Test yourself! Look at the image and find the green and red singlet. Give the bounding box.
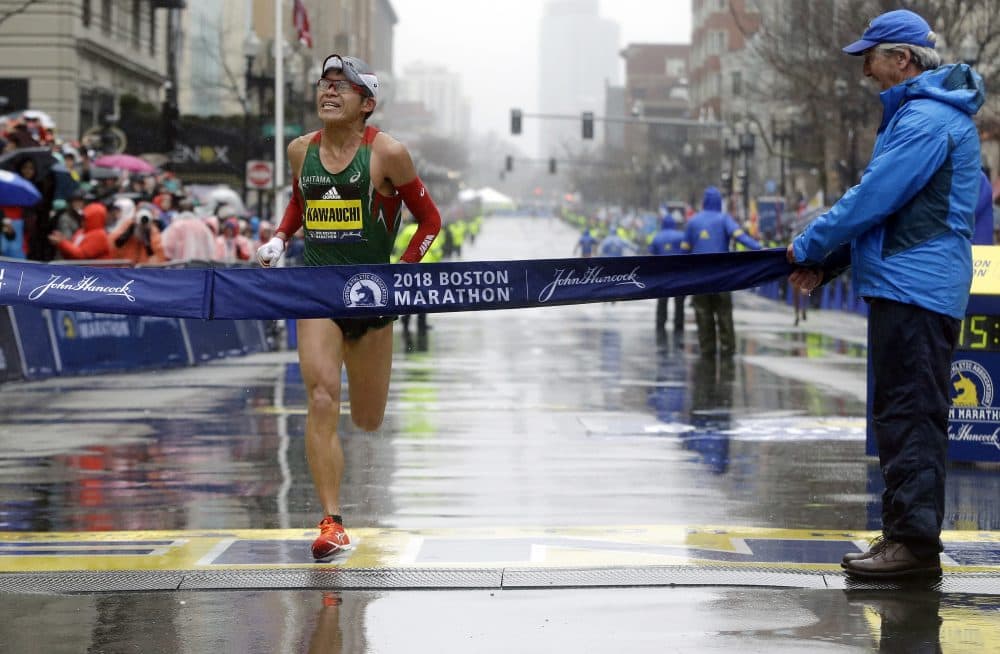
[298,126,402,266]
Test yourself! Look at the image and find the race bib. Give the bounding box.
[304,183,364,243]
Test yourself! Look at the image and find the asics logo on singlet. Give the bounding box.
[322,186,342,200]
[349,171,361,183]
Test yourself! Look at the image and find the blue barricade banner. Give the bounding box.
[183,319,249,362]
[0,251,794,320]
[51,312,190,374]
[232,319,268,353]
[8,305,58,378]
[0,306,23,382]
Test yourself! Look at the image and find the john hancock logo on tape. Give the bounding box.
[538,265,645,303]
[29,274,137,302]
[344,273,388,309]
[949,359,1000,451]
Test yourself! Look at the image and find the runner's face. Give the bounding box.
[316,71,371,122]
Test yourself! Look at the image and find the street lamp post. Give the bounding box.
[771,114,792,199]
[834,78,860,194]
[287,52,305,135]
[722,127,740,206]
[243,29,262,207]
[739,123,755,222]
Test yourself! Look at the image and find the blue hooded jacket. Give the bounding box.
[973,170,994,245]
[682,186,760,254]
[792,63,985,319]
[649,214,685,255]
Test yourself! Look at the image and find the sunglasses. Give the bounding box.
[316,78,365,95]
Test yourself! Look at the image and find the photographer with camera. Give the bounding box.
[47,201,111,261]
[108,197,164,264]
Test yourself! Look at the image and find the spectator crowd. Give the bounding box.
[0,110,277,268]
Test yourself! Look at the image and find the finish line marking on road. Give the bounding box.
[0,526,997,574]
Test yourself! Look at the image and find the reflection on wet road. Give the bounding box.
[3,586,998,654]
[1,217,997,538]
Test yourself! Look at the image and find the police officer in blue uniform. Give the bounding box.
[649,211,686,333]
[682,186,761,356]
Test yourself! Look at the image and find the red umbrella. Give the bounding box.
[93,153,157,174]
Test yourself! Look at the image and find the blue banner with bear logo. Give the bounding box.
[0,251,793,320]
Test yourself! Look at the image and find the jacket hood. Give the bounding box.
[880,63,984,129]
[702,186,723,212]
[661,214,680,230]
[82,202,107,231]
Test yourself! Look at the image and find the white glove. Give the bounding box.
[256,236,286,267]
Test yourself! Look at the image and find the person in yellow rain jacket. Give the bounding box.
[446,219,466,258]
[393,217,443,335]
[467,215,483,243]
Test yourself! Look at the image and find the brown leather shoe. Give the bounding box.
[842,541,941,579]
[842,535,887,564]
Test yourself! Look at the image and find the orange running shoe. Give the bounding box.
[312,516,351,560]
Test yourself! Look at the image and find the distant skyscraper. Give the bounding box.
[538,0,620,158]
[397,63,471,139]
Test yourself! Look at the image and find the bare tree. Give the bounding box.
[737,0,1000,198]
[186,22,250,114]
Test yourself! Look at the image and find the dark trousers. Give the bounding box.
[655,295,685,332]
[401,312,428,332]
[869,298,959,559]
[692,293,734,356]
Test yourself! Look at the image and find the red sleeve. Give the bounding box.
[277,176,304,238]
[395,177,441,263]
[58,232,110,260]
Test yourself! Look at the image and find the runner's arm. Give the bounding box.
[379,138,441,263]
[275,136,311,242]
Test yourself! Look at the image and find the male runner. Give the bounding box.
[256,54,440,560]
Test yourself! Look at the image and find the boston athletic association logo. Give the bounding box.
[949,359,1000,452]
[343,273,389,309]
[951,359,994,408]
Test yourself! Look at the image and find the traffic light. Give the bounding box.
[505,155,513,172]
[511,108,522,135]
[549,158,557,174]
[582,111,594,139]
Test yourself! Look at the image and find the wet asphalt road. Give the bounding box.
[0,215,997,652]
[5,587,997,654]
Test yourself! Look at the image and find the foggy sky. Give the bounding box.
[391,0,692,152]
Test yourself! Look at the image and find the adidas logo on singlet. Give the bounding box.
[322,186,342,200]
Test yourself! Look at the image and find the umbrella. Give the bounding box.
[0,169,42,206]
[93,153,156,174]
[186,184,247,217]
[0,146,59,177]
